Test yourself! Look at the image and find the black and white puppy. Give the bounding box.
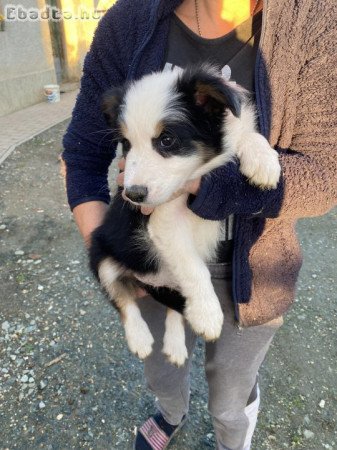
[89,65,281,366]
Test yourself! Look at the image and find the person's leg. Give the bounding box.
[138,295,198,426]
[205,265,283,450]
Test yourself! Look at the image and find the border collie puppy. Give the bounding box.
[89,65,281,366]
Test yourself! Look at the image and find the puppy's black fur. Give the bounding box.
[90,190,159,276]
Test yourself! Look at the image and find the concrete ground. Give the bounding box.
[0,89,78,165]
[0,121,336,450]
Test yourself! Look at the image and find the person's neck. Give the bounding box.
[175,0,262,39]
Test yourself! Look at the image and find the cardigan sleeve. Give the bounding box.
[62,2,132,210]
[188,10,337,221]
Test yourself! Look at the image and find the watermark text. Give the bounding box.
[4,4,106,21]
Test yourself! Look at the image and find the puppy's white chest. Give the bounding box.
[134,196,221,288]
[148,195,221,262]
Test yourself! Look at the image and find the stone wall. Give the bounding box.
[0,0,57,117]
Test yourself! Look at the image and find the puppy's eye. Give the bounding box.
[160,133,176,148]
[121,138,131,156]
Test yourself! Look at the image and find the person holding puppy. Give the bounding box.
[62,0,337,449]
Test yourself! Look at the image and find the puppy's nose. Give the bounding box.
[124,185,148,203]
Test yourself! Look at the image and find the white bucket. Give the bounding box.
[43,84,60,103]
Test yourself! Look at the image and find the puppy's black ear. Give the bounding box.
[179,66,242,118]
[101,87,125,127]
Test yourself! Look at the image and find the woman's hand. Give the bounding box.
[117,158,201,215]
[73,201,108,247]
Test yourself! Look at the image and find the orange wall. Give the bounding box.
[60,0,116,80]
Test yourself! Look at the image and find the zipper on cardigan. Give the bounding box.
[232,215,240,322]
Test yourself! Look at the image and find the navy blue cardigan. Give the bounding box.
[62,0,285,310]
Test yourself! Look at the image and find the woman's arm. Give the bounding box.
[62,1,135,211]
[188,10,337,221]
[73,201,108,246]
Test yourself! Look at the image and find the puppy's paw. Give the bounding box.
[185,296,224,341]
[237,134,281,189]
[125,318,154,360]
[163,309,188,366]
[163,338,188,367]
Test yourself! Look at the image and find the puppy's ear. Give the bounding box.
[179,66,242,118]
[101,87,125,127]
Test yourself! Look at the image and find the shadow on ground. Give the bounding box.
[0,121,336,449]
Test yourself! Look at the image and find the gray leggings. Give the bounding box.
[138,264,283,450]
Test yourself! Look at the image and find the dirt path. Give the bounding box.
[0,121,336,449]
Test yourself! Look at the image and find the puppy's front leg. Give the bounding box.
[173,257,223,341]
[223,103,281,189]
[236,132,281,189]
[154,238,223,341]
[98,258,154,359]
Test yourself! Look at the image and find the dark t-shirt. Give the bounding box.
[165,11,262,92]
[163,12,262,262]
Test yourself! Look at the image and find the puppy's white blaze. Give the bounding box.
[98,258,121,290]
[163,309,188,367]
[124,147,203,205]
[124,302,154,359]
[123,70,186,140]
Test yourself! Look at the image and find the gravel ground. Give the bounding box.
[0,121,336,450]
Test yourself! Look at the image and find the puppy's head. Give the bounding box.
[102,65,242,206]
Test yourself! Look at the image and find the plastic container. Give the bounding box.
[43,84,60,103]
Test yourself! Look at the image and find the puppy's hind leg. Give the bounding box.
[98,258,154,360]
[163,308,188,367]
[119,283,155,360]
